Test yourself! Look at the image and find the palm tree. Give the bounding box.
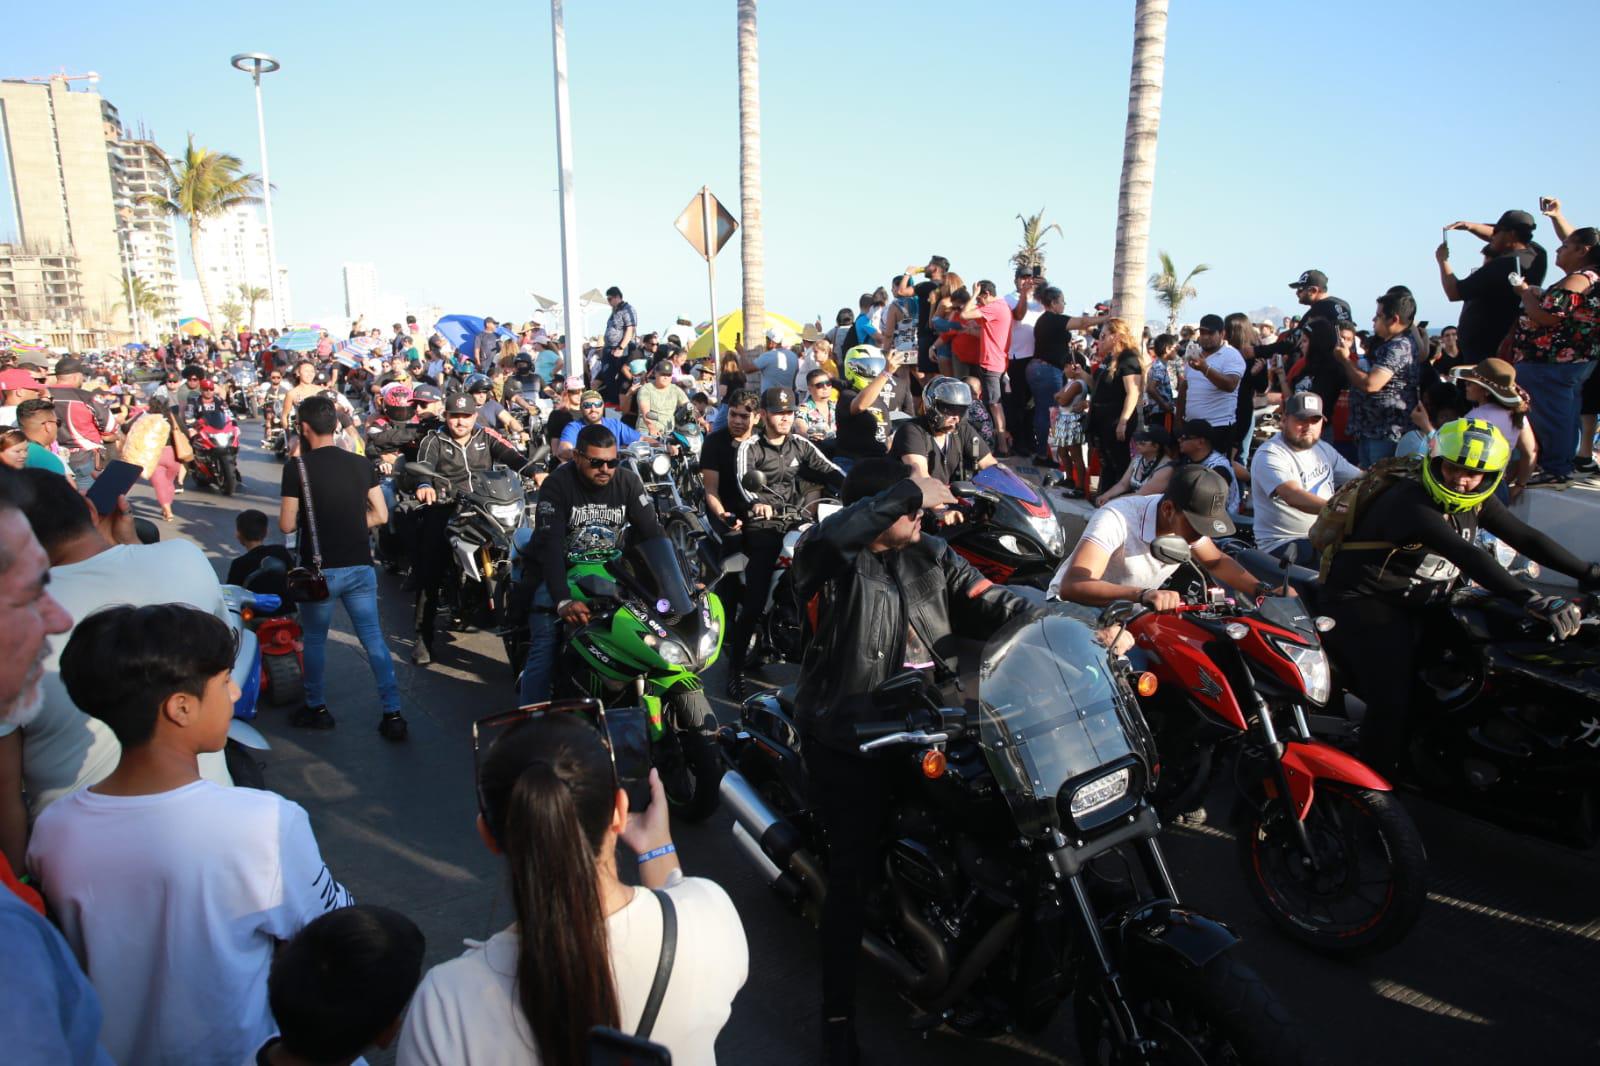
[1110,0,1170,331]
[219,300,244,336]
[240,284,270,330]
[1149,252,1210,334]
[112,274,167,341]
[736,0,766,346]
[1011,208,1064,274]
[140,135,262,331]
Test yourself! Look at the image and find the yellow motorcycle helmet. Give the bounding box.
[1422,417,1510,513]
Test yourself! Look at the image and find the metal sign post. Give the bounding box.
[675,187,737,362]
[550,0,581,380]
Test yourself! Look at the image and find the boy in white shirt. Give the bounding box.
[27,603,352,1066]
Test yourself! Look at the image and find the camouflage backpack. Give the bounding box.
[1306,454,1422,580]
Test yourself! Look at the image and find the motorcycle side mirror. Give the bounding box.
[951,481,1000,504]
[1150,534,1192,566]
[405,461,438,479]
[1098,600,1148,628]
[573,573,621,600]
[872,669,928,709]
[741,469,768,492]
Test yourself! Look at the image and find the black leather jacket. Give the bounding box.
[405,424,525,497]
[792,479,1028,750]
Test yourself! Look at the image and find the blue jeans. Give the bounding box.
[1356,437,1397,468]
[518,586,561,704]
[1517,360,1596,477]
[298,564,402,714]
[1026,359,1064,452]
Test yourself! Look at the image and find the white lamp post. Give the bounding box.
[229,52,282,330]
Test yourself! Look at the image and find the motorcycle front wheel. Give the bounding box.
[1239,782,1426,956]
[1073,950,1304,1066]
[220,455,239,496]
[657,688,723,821]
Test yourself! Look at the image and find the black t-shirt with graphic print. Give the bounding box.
[531,461,665,603]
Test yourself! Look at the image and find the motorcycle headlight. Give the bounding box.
[490,502,522,527]
[1274,639,1331,705]
[1026,510,1064,557]
[643,632,691,666]
[212,431,234,446]
[650,453,672,477]
[1069,767,1130,818]
[697,616,721,662]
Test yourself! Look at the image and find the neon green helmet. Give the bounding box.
[842,345,887,391]
[1423,417,1510,513]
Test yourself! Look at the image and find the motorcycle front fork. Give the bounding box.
[1069,835,1182,1056]
[1246,688,1322,870]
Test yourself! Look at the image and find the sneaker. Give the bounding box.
[411,641,432,666]
[378,712,409,741]
[1174,805,1208,827]
[290,704,336,730]
[725,673,750,703]
[1527,470,1571,489]
[1574,457,1599,476]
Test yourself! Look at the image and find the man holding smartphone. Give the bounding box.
[1436,209,1548,363]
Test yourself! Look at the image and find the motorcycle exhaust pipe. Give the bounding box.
[720,771,825,902]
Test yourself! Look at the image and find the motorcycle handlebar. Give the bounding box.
[854,720,907,742]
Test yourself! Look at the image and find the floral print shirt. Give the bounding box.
[1510,270,1600,364]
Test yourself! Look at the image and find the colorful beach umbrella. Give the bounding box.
[685,310,804,360]
[276,329,322,352]
[177,318,212,337]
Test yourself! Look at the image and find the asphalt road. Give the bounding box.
[142,424,1600,1065]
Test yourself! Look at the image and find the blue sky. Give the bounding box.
[5,0,1597,338]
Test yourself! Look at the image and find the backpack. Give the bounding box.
[1307,455,1422,581]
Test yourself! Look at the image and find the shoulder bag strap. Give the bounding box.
[293,452,323,569]
[634,888,678,1041]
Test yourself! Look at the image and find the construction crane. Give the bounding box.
[12,71,100,87]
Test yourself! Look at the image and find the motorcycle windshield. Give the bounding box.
[974,464,1045,508]
[202,408,230,430]
[975,604,1139,835]
[473,467,523,504]
[613,535,696,617]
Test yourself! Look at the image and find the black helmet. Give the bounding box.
[464,373,493,394]
[513,353,533,371]
[922,375,974,428]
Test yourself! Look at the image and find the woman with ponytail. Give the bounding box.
[397,712,747,1065]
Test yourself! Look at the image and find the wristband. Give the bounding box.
[637,843,677,865]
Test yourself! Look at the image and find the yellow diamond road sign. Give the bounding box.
[675,188,738,261]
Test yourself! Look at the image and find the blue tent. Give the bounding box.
[433,315,515,361]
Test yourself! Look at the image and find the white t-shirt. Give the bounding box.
[1003,293,1044,361]
[1050,494,1209,594]
[754,348,798,394]
[26,780,352,1066]
[1249,435,1361,552]
[5,540,233,814]
[397,877,748,1066]
[1184,344,1246,426]
[0,404,16,427]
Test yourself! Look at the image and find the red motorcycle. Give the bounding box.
[1115,577,1427,956]
[238,564,305,708]
[190,406,242,495]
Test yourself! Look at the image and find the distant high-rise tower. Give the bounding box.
[342,261,380,321]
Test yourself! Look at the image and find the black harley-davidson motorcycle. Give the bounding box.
[718,604,1304,1064]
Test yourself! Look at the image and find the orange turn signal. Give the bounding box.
[240,607,255,623]
[1136,672,1159,697]
[920,749,947,779]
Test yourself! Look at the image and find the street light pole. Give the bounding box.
[230,52,282,331]
[550,1,581,381]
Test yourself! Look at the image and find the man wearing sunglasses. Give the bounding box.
[518,423,666,702]
[890,376,997,492]
[554,389,642,463]
[405,391,530,665]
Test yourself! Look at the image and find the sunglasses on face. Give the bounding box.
[934,403,968,418]
[581,401,604,409]
[581,455,620,469]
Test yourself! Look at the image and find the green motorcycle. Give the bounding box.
[558,529,727,819]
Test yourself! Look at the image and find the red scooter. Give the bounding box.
[1113,572,1427,956]
[239,562,305,707]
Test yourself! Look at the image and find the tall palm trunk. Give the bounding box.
[1110,0,1169,331]
[190,223,216,330]
[736,0,765,347]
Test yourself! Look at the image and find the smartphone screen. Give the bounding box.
[605,705,654,812]
[85,460,144,517]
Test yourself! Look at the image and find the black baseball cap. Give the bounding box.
[1288,270,1328,291]
[1494,209,1536,232]
[1165,466,1236,538]
[444,391,479,415]
[413,383,443,402]
[54,355,87,376]
[1133,425,1173,446]
[1284,392,1326,420]
[1197,314,1226,332]
[761,386,795,413]
[1177,418,1214,441]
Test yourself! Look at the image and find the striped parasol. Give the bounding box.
[276,329,323,352]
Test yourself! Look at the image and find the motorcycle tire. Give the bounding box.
[1073,948,1305,1066]
[1238,782,1426,957]
[262,652,304,707]
[220,456,239,496]
[659,689,723,822]
[224,738,267,790]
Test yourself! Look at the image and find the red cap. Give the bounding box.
[0,368,45,392]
